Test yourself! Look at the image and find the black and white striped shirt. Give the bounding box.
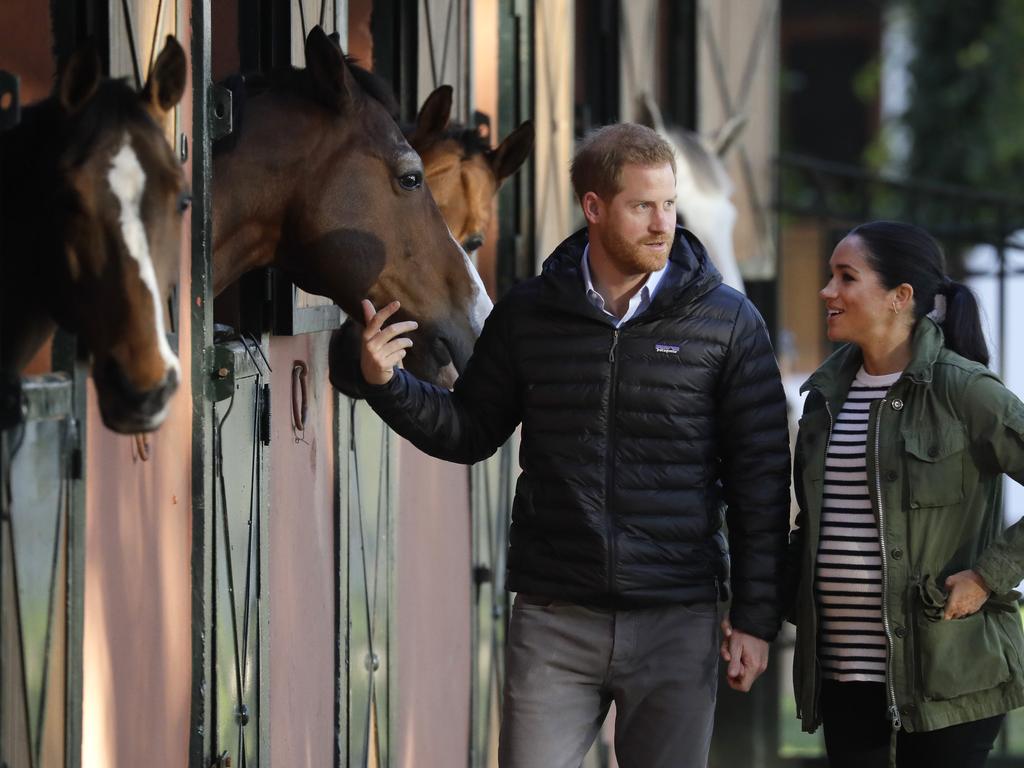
[815,367,901,683]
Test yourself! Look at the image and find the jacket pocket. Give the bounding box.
[903,427,966,509]
[915,582,1011,700]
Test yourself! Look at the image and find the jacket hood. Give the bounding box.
[800,317,947,400]
[537,225,724,316]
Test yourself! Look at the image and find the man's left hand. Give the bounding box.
[719,615,769,692]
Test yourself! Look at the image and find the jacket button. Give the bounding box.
[895,625,907,638]
[891,399,904,411]
[885,470,898,482]
[892,548,903,560]
[928,445,939,458]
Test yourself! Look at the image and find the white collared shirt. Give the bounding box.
[580,244,669,327]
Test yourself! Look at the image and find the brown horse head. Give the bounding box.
[406,85,534,254]
[213,27,492,389]
[0,37,188,433]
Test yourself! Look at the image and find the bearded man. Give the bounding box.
[358,123,791,768]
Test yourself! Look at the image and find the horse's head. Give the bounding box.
[255,28,492,388]
[53,38,188,431]
[407,86,534,255]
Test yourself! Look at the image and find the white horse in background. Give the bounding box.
[635,94,746,293]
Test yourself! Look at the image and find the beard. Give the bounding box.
[597,226,674,275]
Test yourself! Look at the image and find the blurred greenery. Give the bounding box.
[899,0,1024,192]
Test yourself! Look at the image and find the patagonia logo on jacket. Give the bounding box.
[655,343,681,354]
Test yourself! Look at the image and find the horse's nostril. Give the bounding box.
[463,234,484,252]
[163,365,180,392]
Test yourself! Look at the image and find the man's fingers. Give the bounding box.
[375,320,419,345]
[361,299,377,326]
[727,649,743,680]
[363,299,402,336]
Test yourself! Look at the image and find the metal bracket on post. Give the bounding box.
[207,83,233,142]
[0,71,20,132]
[211,345,236,403]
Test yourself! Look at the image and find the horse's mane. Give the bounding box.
[65,79,155,166]
[214,58,399,155]
[417,122,491,158]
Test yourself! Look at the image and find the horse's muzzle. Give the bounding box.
[94,359,179,433]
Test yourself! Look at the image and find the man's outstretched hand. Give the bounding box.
[360,299,417,386]
[719,615,770,692]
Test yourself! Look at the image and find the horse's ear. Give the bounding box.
[489,120,534,184]
[305,25,355,112]
[634,93,666,135]
[408,86,452,149]
[142,36,187,117]
[57,39,101,113]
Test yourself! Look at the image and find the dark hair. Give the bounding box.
[848,220,989,366]
[570,123,676,202]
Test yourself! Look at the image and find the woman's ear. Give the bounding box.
[894,283,914,314]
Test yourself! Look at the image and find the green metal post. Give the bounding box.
[189,0,215,765]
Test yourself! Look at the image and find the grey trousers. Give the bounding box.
[498,594,718,768]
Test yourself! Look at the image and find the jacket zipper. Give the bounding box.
[606,329,620,594]
[811,397,834,726]
[874,399,902,730]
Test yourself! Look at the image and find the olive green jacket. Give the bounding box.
[790,318,1024,733]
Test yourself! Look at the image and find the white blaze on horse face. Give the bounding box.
[107,135,180,383]
[454,234,493,336]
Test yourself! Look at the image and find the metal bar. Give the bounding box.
[779,153,1024,207]
[119,0,143,88]
[384,426,396,767]
[333,392,350,768]
[424,0,439,89]
[189,0,215,765]
[296,0,308,43]
[147,0,167,77]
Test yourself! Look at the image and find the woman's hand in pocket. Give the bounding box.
[943,569,991,620]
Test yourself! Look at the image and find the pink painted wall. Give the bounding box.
[268,333,337,766]
[81,372,193,768]
[396,446,472,767]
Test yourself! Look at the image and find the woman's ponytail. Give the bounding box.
[940,281,990,367]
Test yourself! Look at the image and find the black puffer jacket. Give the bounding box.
[366,226,791,640]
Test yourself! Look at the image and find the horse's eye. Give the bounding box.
[178,192,193,213]
[399,172,423,191]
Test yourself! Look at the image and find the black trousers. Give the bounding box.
[820,680,1004,768]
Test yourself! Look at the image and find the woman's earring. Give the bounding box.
[892,299,899,315]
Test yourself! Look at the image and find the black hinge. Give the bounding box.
[259,383,271,446]
[208,82,233,142]
[472,564,493,586]
[0,375,23,430]
[0,71,20,131]
[68,417,82,480]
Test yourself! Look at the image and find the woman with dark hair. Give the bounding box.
[787,220,1024,766]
